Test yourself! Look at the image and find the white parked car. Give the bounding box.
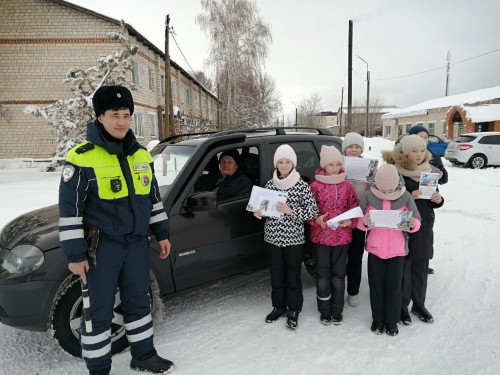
[444,131,500,168]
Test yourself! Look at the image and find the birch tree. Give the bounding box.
[196,0,280,129]
[24,22,137,170]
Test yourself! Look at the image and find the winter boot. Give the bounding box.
[400,307,412,326]
[371,321,384,335]
[386,323,399,336]
[320,313,332,326]
[286,310,299,329]
[331,313,343,325]
[130,353,174,374]
[89,367,111,375]
[411,305,434,324]
[265,307,286,323]
[346,294,360,307]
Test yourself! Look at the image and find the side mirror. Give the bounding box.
[185,191,217,211]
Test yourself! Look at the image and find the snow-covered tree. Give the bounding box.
[196,0,280,129]
[24,22,138,170]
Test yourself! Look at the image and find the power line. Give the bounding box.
[169,28,197,77]
[373,47,500,81]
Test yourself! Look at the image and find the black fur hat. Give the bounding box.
[92,85,134,117]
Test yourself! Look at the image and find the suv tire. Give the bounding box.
[468,154,487,169]
[51,277,128,358]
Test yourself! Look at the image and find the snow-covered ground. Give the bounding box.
[0,137,499,375]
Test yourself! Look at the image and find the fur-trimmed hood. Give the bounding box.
[382,144,432,171]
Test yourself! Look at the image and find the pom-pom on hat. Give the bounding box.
[408,125,429,136]
[320,145,343,168]
[273,144,297,167]
[342,132,365,153]
[219,149,240,166]
[400,134,427,155]
[374,164,400,191]
[92,85,134,117]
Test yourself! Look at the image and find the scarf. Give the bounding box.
[273,169,301,190]
[370,186,406,201]
[395,161,431,182]
[314,169,346,185]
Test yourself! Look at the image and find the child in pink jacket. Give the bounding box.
[358,164,421,336]
[308,146,359,325]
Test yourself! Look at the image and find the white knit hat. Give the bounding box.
[400,134,426,155]
[273,144,297,167]
[342,132,365,153]
[374,164,400,190]
[320,145,343,168]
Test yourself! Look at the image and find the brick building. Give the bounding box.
[382,86,500,140]
[0,0,220,159]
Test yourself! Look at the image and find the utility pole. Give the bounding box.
[164,15,174,137]
[339,87,344,134]
[295,107,298,128]
[347,20,353,133]
[445,51,451,96]
[357,55,370,137]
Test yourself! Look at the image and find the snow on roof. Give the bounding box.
[463,104,500,122]
[382,86,500,119]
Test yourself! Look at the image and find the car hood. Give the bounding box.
[0,204,60,251]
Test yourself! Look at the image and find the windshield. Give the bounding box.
[150,144,196,197]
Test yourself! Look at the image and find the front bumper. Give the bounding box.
[0,279,59,331]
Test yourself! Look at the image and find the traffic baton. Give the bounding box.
[81,280,93,333]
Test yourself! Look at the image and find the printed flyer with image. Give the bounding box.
[369,210,413,231]
[344,157,378,183]
[419,172,439,199]
[246,186,288,218]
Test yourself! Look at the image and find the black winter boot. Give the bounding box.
[265,307,286,323]
[386,323,399,336]
[371,321,384,335]
[320,313,332,325]
[286,310,299,329]
[89,367,111,375]
[411,305,434,324]
[130,353,174,374]
[400,307,412,326]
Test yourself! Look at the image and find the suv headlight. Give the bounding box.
[1,244,44,274]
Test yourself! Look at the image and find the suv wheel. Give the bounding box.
[468,154,487,169]
[51,277,128,357]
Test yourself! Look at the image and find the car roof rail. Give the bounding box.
[211,126,333,137]
[158,126,334,144]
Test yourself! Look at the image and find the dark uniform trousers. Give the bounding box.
[266,243,303,312]
[402,257,429,309]
[314,244,348,316]
[346,228,366,296]
[81,233,154,371]
[367,253,404,324]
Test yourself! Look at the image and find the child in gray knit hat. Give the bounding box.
[342,132,369,308]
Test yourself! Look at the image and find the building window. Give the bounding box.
[132,60,140,85]
[184,89,190,105]
[150,114,157,137]
[442,121,447,137]
[148,68,154,91]
[134,113,143,137]
[428,122,435,135]
[160,75,165,96]
[405,124,412,133]
[385,125,391,137]
[171,80,176,99]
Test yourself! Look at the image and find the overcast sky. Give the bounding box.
[68,0,500,121]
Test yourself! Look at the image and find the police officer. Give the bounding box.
[59,85,174,375]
